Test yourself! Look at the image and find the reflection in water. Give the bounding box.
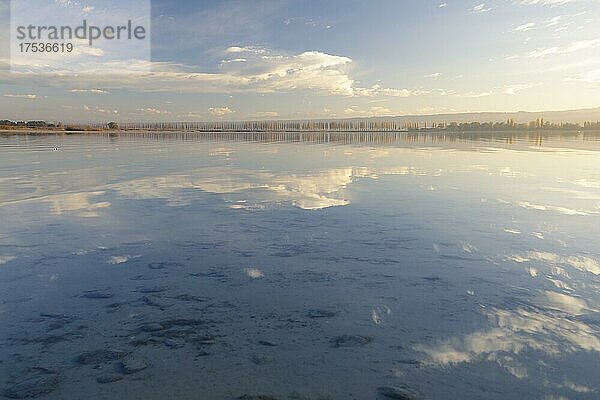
[95,130,600,149]
[108,165,436,210]
[515,200,595,216]
[110,168,354,210]
[414,304,600,364]
[0,256,16,265]
[0,166,433,212]
[541,291,593,315]
[244,267,265,279]
[48,191,111,217]
[0,191,111,217]
[107,255,133,265]
[0,132,599,399]
[508,251,600,275]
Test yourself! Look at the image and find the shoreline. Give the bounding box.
[2,128,600,136]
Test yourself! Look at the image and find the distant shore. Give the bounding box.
[3,128,600,136]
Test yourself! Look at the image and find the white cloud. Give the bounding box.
[3,94,37,99]
[55,0,80,7]
[439,2,448,7]
[226,46,267,54]
[137,107,171,115]
[83,105,118,114]
[70,89,109,94]
[458,91,492,98]
[344,106,394,117]
[565,68,600,83]
[249,111,280,118]
[354,84,424,98]
[282,16,332,29]
[209,107,235,117]
[221,58,247,64]
[518,0,575,5]
[452,83,538,98]
[514,22,536,32]
[545,16,562,26]
[511,38,600,59]
[424,72,443,79]
[471,3,491,13]
[1,48,426,99]
[503,83,541,94]
[541,56,600,73]
[519,47,560,58]
[566,38,600,52]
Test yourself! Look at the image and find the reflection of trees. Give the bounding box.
[111,130,600,148]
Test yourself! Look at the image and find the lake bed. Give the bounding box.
[0,131,599,399]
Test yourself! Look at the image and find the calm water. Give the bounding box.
[0,132,599,400]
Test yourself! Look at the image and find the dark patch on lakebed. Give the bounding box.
[3,371,62,399]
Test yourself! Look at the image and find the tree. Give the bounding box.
[107,122,119,130]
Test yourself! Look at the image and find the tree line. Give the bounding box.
[2,119,600,132]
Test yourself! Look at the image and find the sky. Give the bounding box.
[0,0,599,122]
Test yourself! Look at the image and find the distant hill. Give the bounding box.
[324,107,600,125]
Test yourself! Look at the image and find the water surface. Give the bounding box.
[1,132,599,399]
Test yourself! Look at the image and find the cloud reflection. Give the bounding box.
[244,267,264,279]
[0,165,428,214]
[48,191,111,217]
[415,303,600,366]
[516,201,592,216]
[109,168,353,210]
[0,191,111,218]
[542,291,593,315]
[508,251,600,275]
[107,255,132,265]
[0,256,16,265]
[107,166,427,211]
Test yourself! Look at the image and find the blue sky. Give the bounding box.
[0,0,599,122]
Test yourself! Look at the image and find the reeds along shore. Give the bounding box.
[106,119,600,132]
[2,119,600,134]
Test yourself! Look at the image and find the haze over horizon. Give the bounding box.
[1,0,599,123]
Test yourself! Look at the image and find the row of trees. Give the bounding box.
[0,120,61,128]
[2,119,600,132]
[436,119,588,132]
[113,119,600,132]
[0,120,119,131]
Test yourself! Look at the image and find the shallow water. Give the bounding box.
[0,131,599,400]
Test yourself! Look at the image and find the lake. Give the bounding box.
[0,131,599,399]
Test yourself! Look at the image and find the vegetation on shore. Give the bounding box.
[2,118,600,133]
[0,120,119,132]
